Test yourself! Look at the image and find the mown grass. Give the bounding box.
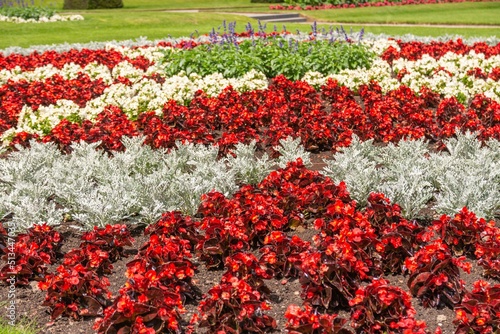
[0,309,37,334]
[300,24,500,38]
[0,12,265,49]
[0,1,498,50]
[302,2,500,25]
[28,0,271,10]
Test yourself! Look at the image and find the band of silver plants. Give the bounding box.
[0,133,498,234]
[0,137,309,232]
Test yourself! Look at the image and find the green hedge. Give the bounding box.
[63,0,123,9]
[251,0,283,3]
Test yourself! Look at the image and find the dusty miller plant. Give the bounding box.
[322,135,380,208]
[373,138,435,219]
[227,140,272,185]
[0,142,68,230]
[323,133,499,220]
[274,136,311,168]
[431,132,499,219]
[0,137,307,232]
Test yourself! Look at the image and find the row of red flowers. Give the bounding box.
[2,75,499,156]
[2,160,500,332]
[270,0,481,11]
[382,38,500,61]
[2,38,500,74]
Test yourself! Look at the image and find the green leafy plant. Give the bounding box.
[0,6,56,20]
[162,38,375,81]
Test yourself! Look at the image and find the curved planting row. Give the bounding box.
[1,160,500,333]
[2,76,499,155]
[0,48,154,72]
[382,39,500,61]
[1,37,500,152]
[270,0,486,10]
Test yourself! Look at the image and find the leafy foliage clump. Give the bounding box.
[0,6,56,20]
[163,38,375,81]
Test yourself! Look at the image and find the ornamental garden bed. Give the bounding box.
[0,32,499,333]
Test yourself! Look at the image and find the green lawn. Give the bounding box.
[0,323,36,334]
[301,2,500,25]
[316,24,500,38]
[30,0,271,10]
[0,1,499,50]
[0,314,37,334]
[0,12,265,48]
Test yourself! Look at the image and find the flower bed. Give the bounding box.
[0,31,499,333]
[270,0,489,10]
[0,5,83,23]
[0,14,84,23]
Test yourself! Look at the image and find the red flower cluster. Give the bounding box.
[475,223,500,279]
[95,218,200,333]
[40,105,139,152]
[430,207,488,257]
[270,0,477,10]
[0,48,152,71]
[425,207,500,280]
[382,39,500,62]
[364,193,426,274]
[285,304,349,334]
[197,274,276,333]
[405,239,470,308]
[197,252,276,333]
[349,278,427,333]
[467,67,500,81]
[39,224,133,320]
[454,280,500,334]
[260,231,311,279]
[0,223,62,286]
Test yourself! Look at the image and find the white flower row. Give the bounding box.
[105,44,173,63]
[361,38,400,56]
[1,39,496,100]
[0,70,268,144]
[0,60,166,86]
[0,14,84,23]
[394,51,500,102]
[301,51,500,103]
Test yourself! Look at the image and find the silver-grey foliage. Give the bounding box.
[323,135,380,207]
[323,133,499,220]
[274,136,311,168]
[227,140,272,185]
[0,142,68,230]
[431,132,500,219]
[0,136,310,231]
[1,133,497,232]
[374,138,435,219]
